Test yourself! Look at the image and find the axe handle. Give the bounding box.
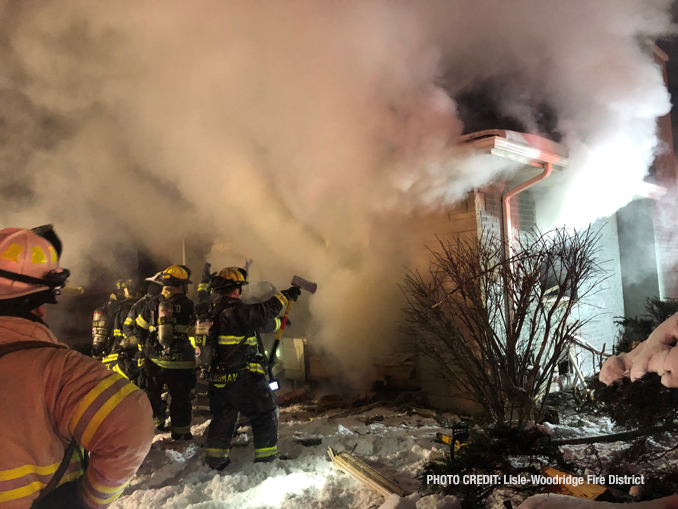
[268,298,294,372]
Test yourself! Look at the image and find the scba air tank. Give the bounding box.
[157,300,175,348]
[92,308,110,356]
[194,314,214,367]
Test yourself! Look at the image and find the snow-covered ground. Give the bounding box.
[111,395,676,508]
[111,404,462,509]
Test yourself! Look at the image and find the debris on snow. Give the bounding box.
[111,405,453,508]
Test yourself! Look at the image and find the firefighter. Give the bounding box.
[200,266,300,470]
[0,225,154,508]
[117,272,163,385]
[92,279,140,361]
[133,265,196,439]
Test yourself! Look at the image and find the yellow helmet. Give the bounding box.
[217,267,248,284]
[160,265,193,287]
[211,267,248,294]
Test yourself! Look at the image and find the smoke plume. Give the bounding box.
[0,0,672,380]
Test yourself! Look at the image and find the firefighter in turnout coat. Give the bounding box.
[97,280,141,381]
[199,266,300,469]
[118,272,164,385]
[92,280,139,361]
[0,226,154,508]
[133,265,196,439]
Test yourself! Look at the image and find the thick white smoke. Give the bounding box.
[0,0,673,380]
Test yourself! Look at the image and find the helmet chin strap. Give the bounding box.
[0,267,70,290]
[0,268,70,307]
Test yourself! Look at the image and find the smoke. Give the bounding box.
[0,0,673,380]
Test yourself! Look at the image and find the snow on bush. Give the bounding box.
[600,311,678,388]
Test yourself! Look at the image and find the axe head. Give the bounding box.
[291,275,317,294]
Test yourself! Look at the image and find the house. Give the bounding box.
[410,45,677,411]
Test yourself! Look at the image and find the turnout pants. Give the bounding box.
[206,370,278,465]
[144,360,196,434]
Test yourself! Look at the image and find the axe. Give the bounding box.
[267,275,317,381]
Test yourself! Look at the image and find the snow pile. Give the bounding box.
[111,407,461,509]
[600,311,678,388]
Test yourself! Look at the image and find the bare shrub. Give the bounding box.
[400,227,607,426]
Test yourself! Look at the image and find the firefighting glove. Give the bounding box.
[281,285,302,302]
[201,262,217,285]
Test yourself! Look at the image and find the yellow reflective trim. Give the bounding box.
[150,359,195,369]
[0,462,59,482]
[205,448,229,458]
[254,445,277,458]
[248,363,265,374]
[198,284,209,292]
[112,364,129,380]
[69,373,124,434]
[31,246,47,265]
[218,335,245,345]
[274,318,282,331]
[1,243,22,263]
[59,469,83,485]
[102,354,119,362]
[135,314,149,330]
[48,245,58,263]
[86,472,129,495]
[124,317,133,325]
[274,292,288,308]
[80,383,137,448]
[82,481,125,505]
[0,456,81,482]
[0,480,45,503]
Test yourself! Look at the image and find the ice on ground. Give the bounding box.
[111,407,458,509]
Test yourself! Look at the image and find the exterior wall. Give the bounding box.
[651,46,678,300]
[617,199,661,317]
[410,192,483,412]
[478,186,624,376]
[654,194,678,300]
[576,217,625,359]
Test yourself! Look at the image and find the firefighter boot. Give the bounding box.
[206,457,231,471]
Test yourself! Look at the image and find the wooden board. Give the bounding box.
[328,448,406,498]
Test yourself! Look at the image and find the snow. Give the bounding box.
[517,493,678,508]
[110,394,674,508]
[111,406,461,509]
[600,311,678,388]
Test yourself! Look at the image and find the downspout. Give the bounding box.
[502,162,553,262]
[501,162,553,324]
[500,162,552,421]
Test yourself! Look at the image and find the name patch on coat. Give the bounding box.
[209,372,239,383]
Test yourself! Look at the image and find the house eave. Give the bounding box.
[457,129,568,169]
